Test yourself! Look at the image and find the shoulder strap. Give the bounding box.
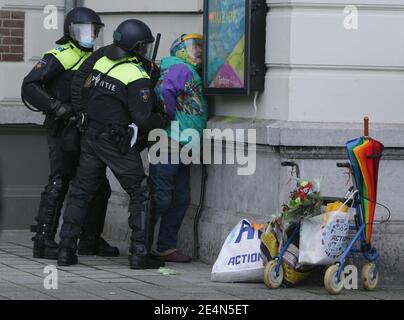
[68,54,86,71]
[71,52,134,113]
[71,47,105,113]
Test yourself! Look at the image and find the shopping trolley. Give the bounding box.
[264,118,385,294]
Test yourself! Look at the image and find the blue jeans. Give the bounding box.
[149,161,191,252]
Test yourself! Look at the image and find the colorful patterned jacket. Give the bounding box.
[155,56,208,147]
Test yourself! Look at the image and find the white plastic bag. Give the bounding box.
[298,210,350,265]
[211,219,264,283]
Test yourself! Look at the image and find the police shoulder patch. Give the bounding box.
[140,88,150,103]
[55,46,67,53]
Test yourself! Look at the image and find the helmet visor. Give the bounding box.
[182,37,204,66]
[69,23,104,49]
[93,27,104,50]
[136,41,155,60]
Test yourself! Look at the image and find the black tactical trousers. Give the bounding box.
[35,121,111,241]
[60,126,152,252]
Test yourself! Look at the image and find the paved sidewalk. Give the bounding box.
[0,230,403,300]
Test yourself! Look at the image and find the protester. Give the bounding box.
[150,34,208,262]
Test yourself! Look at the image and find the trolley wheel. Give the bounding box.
[324,264,345,295]
[264,260,283,289]
[361,262,379,291]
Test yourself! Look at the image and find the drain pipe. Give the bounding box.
[193,163,208,260]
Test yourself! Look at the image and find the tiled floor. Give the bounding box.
[0,230,403,300]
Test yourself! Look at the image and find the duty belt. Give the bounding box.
[87,120,133,155]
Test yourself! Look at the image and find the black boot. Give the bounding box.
[129,254,165,269]
[127,177,163,269]
[78,236,120,257]
[32,235,59,259]
[129,244,164,269]
[32,179,66,260]
[32,222,59,260]
[58,238,78,266]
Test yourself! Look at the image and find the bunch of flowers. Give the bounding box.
[281,179,323,225]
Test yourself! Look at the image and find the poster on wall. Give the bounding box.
[204,0,247,95]
[203,0,266,96]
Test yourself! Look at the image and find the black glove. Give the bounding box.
[141,58,161,87]
[149,62,161,87]
[52,100,73,120]
[61,118,81,154]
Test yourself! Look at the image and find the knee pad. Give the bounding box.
[128,177,150,210]
[62,201,88,231]
[38,177,66,217]
[128,178,152,229]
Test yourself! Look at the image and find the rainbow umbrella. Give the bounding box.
[363,139,384,241]
[346,137,364,201]
[346,137,384,244]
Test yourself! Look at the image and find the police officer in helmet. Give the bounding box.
[21,7,119,260]
[57,19,169,269]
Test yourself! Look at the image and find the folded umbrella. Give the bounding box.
[363,138,384,242]
[346,137,364,196]
[346,136,384,244]
[353,139,372,242]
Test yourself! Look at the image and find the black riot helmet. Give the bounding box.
[56,7,104,51]
[104,19,155,61]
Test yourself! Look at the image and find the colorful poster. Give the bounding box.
[206,0,246,88]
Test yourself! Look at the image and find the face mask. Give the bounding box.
[70,24,98,49]
[79,39,95,49]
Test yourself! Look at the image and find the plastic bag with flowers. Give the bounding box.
[281,178,323,228]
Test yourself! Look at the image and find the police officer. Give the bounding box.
[21,7,119,259]
[57,19,169,269]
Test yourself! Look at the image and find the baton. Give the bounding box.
[152,33,161,62]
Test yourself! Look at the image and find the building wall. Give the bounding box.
[214,0,404,123]
[1,0,404,281]
[82,0,204,63]
[83,0,404,124]
[0,125,48,229]
[0,0,64,108]
[0,10,25,62]
[0,1,65,229]
[6,0,403,124]
[84,0,404,281]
